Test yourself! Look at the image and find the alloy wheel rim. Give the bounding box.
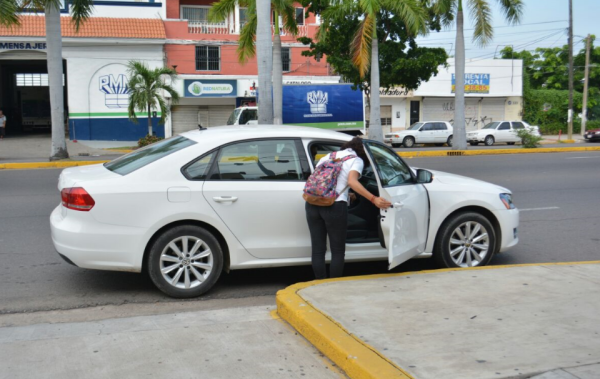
[448,221,489,267]
[406,138,414,147]
[486,136,493,145]
[160,236,213,289]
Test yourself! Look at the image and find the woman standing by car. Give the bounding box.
[305,137,391,279]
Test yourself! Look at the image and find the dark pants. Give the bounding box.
[0,127,4,138]
[305,202,348,279]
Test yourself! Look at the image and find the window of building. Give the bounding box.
[182,6,210,23]
[282,48,291,72]
[195,46,220,71]
[295,8,304,25]
[239,8,248,27]
[15,73,66,86]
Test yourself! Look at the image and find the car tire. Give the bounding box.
[148,225,223,298]
[507,142,516,145]
[434,143,444,147]
[434,212,496,268]
[469,142,479,146]
[447,135,453,147]
[392,143,400,148]
[403,136,415,148]
[484,135,495,146]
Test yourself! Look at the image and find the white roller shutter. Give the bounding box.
[480,98,505,127]
[422,98,480,131]
[172,105,236,135]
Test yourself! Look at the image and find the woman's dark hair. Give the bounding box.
[341,137,367,161]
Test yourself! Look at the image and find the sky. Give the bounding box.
[416,0,600,59]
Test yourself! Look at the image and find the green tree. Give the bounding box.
[211,0,297,124]
[126,61,179,136]
[432,0,523,150]
[312,0,428,142]
[300,7,448,110]
[0,0,93,160]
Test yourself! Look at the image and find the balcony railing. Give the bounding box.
[271,24,308,37]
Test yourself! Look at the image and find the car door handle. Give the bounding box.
[213,196,238,203]
[393,202,404,208]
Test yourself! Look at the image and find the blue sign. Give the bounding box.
[99,74,130,109]
[184,79,237,98]
[452,73,490,94]
[282,84,364,129]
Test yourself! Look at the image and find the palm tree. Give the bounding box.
[320,0,427,142]
[0,0,93,160]
[126,61,179,136]
[210,0,297,124]
[432,0,523,150]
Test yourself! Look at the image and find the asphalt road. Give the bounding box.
[1,151,599,314]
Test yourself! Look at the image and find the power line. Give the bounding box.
[428,20,567,34]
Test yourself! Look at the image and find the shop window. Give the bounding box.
[196,46,220,71]
[295,8,304,25]
[282,48,291,72]
[15,73,64,86]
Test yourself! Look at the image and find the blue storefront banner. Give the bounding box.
[281,84,364,129]
[184,79,237,98]
[452,73,490,94]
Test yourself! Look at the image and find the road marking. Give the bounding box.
[519,207,560,212]
[565,156,600,159]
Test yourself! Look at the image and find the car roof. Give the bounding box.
[179,125,354,145]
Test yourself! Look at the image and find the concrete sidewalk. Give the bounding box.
[0,304,344,379]
[277,262,600,379]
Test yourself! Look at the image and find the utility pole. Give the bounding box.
[581,34,591,135]
[567,0,574,139]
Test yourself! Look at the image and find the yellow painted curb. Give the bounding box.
[397,146,600,158]
[0,160,109,170]
[276,260,600,379]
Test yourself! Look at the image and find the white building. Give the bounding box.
[373,58,523,134]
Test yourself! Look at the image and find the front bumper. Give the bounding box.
[467,135,485,142]
[50,205,146,272]
[584,133,600,141]
[492,208,520,253]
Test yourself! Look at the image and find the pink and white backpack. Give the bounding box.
[302,151,356,206]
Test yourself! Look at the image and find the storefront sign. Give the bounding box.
[184,79,237,97]
[0,42,46,50]
[100,74,130,109]
[379,88,411,97]
[452,73,490,94]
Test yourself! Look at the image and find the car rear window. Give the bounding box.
[104,136,196,175]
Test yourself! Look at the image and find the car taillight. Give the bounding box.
[395,135,399,138]
[61,187,95,211]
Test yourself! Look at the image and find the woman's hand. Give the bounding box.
[372,197,392,209]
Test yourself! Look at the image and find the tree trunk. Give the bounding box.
[272,33,283,125]
[147,102,152,135]
[453,3,467,150]
[369,38,383,142]
[256,0,273,124]
[46,5,68,160]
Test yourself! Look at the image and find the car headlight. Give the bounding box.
[499,193,515,209]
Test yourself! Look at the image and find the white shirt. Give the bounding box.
[316,148,364,203]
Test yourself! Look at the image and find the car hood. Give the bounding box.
[427,169,510,194]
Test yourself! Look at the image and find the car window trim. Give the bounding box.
[363,140,417,188]
[205,137,307,182]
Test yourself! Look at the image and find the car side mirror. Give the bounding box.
[416,169,434,184]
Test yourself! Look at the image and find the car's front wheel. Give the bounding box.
[434,212,496,268]
[403,136,415,148]
[148,225,223,298]
[484,135,495,146]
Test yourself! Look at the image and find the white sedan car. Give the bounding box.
[51,126,519,298]
[384,121,453,148]
[467,121,541,146]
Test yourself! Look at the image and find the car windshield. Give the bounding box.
[227,109,242,125]
[104,136,196,175]
[408,122,423,131]
[482,122,500,130]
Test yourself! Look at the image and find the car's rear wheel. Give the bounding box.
[469,142,479,146]
[148,225,223,298]
[403,136,415,148]
[446,135,453,147]
[507,142,516,145]
[434,212,496,268]
[484,135,495,146]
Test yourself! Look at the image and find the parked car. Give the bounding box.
[467,121,541,146]
[584,128,600,142]
[384,121,453,148]
[51,125,519,298]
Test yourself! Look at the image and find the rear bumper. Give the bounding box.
[492,208,519,253]
[50,205,146,272]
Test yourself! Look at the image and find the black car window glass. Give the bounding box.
[512,122,525,129]
[421,123,433,131]
[498,122,510,130]
[367,143,412,187]
[184,152,215,180]
[309,143,342,166]
[215,139,302,181]
[104,136,196,176]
